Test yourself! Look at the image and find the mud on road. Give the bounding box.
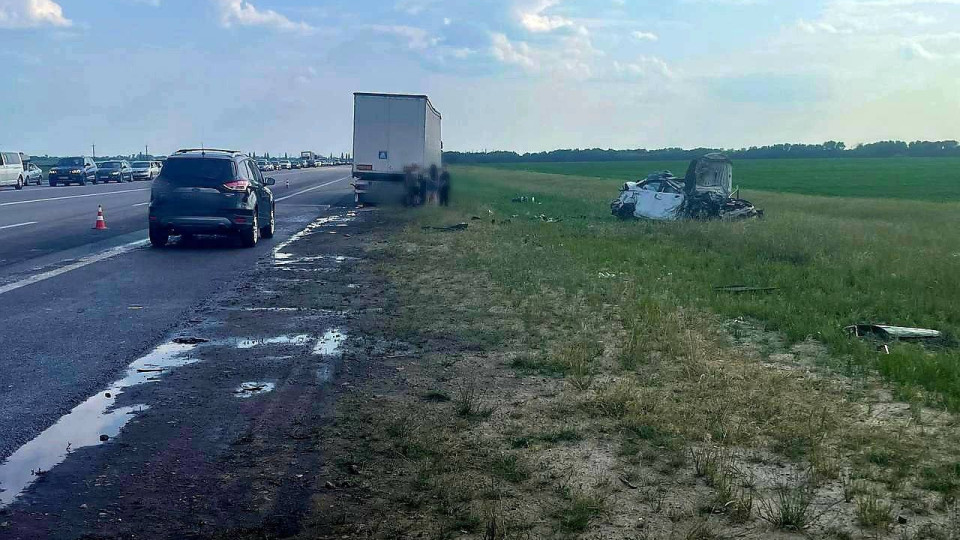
[0,208,408,539]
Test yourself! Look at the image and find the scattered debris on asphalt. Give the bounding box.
[715,285,780,293]
[172,337,209,345]
[611,154,763,221]
[846,324,942,342]
[233,382,276,398]
[421,223,468,232]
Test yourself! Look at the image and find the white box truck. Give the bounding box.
[352,92,442,204]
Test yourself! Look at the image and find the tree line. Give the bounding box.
[444,140,960,164]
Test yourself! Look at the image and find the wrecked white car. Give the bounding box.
[611,154,763,221]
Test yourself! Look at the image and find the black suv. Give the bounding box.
[48,157,97,186]
[148,149,276,248]
[95,160,134,183]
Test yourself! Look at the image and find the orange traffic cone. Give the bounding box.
[93,205,108,230]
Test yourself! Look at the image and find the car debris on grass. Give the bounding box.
[846,324,942,342]
[611,153,763,221]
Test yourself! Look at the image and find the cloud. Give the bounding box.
[517,0,573,32]
[613,56,674,80]
[0,0,71,29]
[214,0,312,33]
[490,32,537,70]
[632,30,658,41]
[366,24,438,50]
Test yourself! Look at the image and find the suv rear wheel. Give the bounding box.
[241,211,259,248]
[149,225,169,248]
[15,177,23,190]
[260,205,275,239]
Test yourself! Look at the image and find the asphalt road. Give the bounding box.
[0,166,354,465]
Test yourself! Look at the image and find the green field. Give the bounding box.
[484,157,960,202]
[441,163,960,409]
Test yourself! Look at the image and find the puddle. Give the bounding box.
[313,328,347,357]
[0,342,198,507]
[235,334,312,349]
[233,382,276,398]
[271,214,355,262]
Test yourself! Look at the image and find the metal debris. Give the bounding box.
[846,324,942,342]
[715,285,780,293]
[172,337,209,345]
[421,223,468,232]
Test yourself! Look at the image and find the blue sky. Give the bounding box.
[0,0,958,156]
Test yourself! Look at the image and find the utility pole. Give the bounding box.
[145,144,149,158]
[92,143,96,159]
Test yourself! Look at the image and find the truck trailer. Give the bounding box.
[351,92,442,205]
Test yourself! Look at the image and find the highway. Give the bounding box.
[0,166,354,465]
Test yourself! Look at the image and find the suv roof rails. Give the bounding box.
[174,148,244,156]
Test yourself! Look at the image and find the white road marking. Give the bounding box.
[276,176,351,202]
[132,202,150,207]
[0,189,148,207]
[0,221,38,231]
[0,239,149,297]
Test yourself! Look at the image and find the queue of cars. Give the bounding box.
[254,158,349,172]
[1,151,349,191]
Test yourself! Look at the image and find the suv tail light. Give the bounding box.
[223,180,249,192]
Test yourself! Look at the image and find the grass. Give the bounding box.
[439,164,960,410]
[302,159,960,538]
[483,157,960,202]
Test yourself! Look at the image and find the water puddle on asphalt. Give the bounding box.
[235,334,312,349]
[0,342,199,507]
[315,329,347,383]
[233,382,276,398]
[313,328,347,357]
[271,214,355,262]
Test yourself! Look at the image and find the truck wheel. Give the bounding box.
[149,225,169,248]
[241,211,260,248]
[15,177,23,190]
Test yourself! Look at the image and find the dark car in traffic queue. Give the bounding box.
[96,160,134,183]
[48,157,97,186]
[148,149,276,249]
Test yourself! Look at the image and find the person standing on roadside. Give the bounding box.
[427,164,439,204]
[404,165,420,206]
[438,167,451,206]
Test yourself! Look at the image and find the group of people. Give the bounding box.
[404,164,451,207]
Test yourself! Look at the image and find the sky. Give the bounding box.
[0,0,958,156]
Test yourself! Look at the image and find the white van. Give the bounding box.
[0,151,25,190]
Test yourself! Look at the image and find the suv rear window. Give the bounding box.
[159,158,235,187]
